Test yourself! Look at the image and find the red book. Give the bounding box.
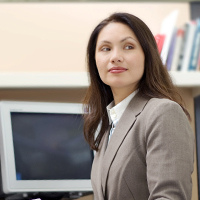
[154,34,166,54]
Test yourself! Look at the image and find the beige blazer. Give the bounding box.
[91,93,194,200]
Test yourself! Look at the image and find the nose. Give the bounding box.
[110,49,123,63]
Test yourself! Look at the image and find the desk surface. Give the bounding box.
[77,195,93,200]
[61,194,93,200]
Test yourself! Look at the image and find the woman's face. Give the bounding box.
[95,22,145,95]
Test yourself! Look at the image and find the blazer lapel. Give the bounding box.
[101,93,150,196]
[93,127,110,200]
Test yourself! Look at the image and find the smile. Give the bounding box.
[108,67,127,73]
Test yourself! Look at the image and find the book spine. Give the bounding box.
[166,29,177,70]
[181,21,197,71]
[170,28,184,71]
[189,19,200,71]
[160,10,179,65]
[154,34,165,54]
[177,24,189,71]
[197,51,200,71]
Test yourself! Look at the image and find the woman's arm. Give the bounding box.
[145,100,194,200]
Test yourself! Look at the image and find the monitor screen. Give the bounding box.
[11,112,92,181]
[0,101,93,194]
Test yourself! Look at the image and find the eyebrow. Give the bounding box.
[121,36,137,43]
[98,36,138,44]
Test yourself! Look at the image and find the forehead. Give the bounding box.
[97,22,137,42]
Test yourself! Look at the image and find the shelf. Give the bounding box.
[0,72,89,89]
[0,71,199,89]
[170,71,200,87]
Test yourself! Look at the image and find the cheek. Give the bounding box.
[95,57,106,73]
[95,59,105,81]
[140,58,145,73]
[129,55,144,69]
[138,60,145,78]
[129,55,145,78]
[136,54,145,70]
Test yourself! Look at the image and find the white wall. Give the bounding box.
[0,2,190,72]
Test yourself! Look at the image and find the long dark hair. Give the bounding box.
[83,12,190,151]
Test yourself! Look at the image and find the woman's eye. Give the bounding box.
[125,45,134,50]
[101,47,110,52]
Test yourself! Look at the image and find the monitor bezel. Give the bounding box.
[0,101,93,194]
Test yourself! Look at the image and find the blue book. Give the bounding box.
[166,28,177,71]
[181,21,197,71]
[189,18,200,71]
[177,23,189,71]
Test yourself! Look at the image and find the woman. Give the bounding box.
[83,12,194,200]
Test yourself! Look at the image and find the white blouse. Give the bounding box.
[106,89,138,142]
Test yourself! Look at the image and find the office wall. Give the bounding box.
[0,2,189,72]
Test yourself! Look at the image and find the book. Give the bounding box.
[181,20,197,71]
[154,34,165,54]
[170,27,185,71]
[177,23,189,71]
[160,10,179,65]
[188,18,200,71]
[197,51,200,71]
[166,28,177,70]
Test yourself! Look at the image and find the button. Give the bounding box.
[110,109,115,114]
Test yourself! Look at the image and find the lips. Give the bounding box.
[108,67,127,73]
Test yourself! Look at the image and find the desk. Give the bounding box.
[71,195,93,200]
[62,194,93,200]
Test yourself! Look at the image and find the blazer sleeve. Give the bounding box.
[145,100,194,200]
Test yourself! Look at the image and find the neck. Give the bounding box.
[112,87,137,105]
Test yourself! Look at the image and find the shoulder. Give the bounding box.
[147,97,180,109]
[142,98,194,154]
[144,97,185,116]
[140,97,190,126]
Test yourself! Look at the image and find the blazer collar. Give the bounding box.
[100,92,150,196]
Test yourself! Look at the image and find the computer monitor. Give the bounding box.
[0,101,93,198]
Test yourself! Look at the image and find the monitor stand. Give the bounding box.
[3,192,93,200]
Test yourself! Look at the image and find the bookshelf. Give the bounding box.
[0,71,200,89]
[0,72,200,104]
[0,72,89,88]
[170,71,200,89]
